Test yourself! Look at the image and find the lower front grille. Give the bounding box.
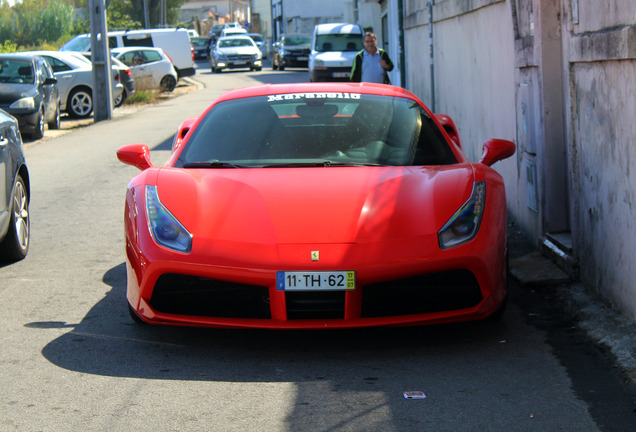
[286,291,346,319]
[361,270,483,318]
[150,274,271,319]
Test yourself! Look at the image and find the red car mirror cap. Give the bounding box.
[117,144,153,171]
[479,139,516,166]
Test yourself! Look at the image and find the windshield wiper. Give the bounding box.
[262,161,384,168]
[262,161,335,167]
[182,162,246,169]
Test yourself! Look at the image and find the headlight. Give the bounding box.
[145,185,192,253]
[314,59,324,67]
[10,97,35,110]
[438,181,486,249]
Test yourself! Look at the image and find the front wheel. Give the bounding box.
[48,103,60,130]
[160,75,177,92]
[31,110,44,140]
[68,88,93,118]
[0,174,29,262]
[114,90,126,108]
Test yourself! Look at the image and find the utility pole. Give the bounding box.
[89,0,113,122]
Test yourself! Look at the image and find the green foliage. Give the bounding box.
[125,89,157,105]
[0,0,188,51]
[0,40,17,54]
[0,0,74,49]
[128,0,186,28]
[107,0,142,31]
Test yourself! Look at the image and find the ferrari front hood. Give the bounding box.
[155,166,474,245]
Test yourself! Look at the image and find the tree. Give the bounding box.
[127,0,186,28]
[0,0,74,47]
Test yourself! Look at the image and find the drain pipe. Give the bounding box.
[428,0,435,111]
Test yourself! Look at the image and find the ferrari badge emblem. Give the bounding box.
[311,251,320,261]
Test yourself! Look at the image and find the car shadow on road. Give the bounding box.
[28,261,611,429]
[30,262,515,383]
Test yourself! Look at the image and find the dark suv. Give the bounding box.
[272,34,311,70]
[0,54,60,140]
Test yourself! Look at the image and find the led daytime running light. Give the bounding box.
[438,181,486,249]
[145,185,192,253]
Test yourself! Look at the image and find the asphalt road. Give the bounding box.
[1,60,635,431]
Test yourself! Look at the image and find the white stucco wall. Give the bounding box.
[404,1,518,193]
[563,0,636,321]
[569,61,636,319]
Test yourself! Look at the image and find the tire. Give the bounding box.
[31,110,44,140]
[279,65,285,71]
[114,90,125,108]
[0,174,29,262]
[67,87,93,119]
[48,103,60,130]
[160,75,177,92]
[255,67,262,72]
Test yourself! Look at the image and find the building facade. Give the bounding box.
[400,0,636,322]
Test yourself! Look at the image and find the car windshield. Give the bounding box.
[315,34,363,52]
[219,38,253,48]
[191,37,209,47]
[0,60,34,84]
[283,35,310,47]
[178,93,457,168]
[60,35,91,52]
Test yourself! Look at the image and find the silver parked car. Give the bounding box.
[209,35,263,73]
[0,109,29,262]
[23,50,123,118]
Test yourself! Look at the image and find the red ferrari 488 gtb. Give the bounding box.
[117,82,515,329]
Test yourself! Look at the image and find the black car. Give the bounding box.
[272,34,311,70]
[0,109,29,262]
[191,37,212,60]
[0,54,60,140]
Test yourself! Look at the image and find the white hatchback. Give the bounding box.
[111,47,178,92]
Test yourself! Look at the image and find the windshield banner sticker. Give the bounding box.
[267,93,361,102]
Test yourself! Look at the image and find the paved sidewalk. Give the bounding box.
[507,224,636,387]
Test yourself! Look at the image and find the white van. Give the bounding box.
[60,28,195,78]
[308,23,364,82]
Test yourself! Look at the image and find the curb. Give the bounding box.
[508,228,636,387]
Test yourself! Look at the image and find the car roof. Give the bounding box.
[21,50,91,68]
[111,46,165,54]
[0,53,37,61]
[218,35,252,41]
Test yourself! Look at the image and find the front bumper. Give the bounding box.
[125,234,506,329]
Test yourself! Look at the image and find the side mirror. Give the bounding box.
[117,144,153,171]
[172,117,197,152]
[44,77,57,85]
[434,113,462,149]
[479,139,516,166]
